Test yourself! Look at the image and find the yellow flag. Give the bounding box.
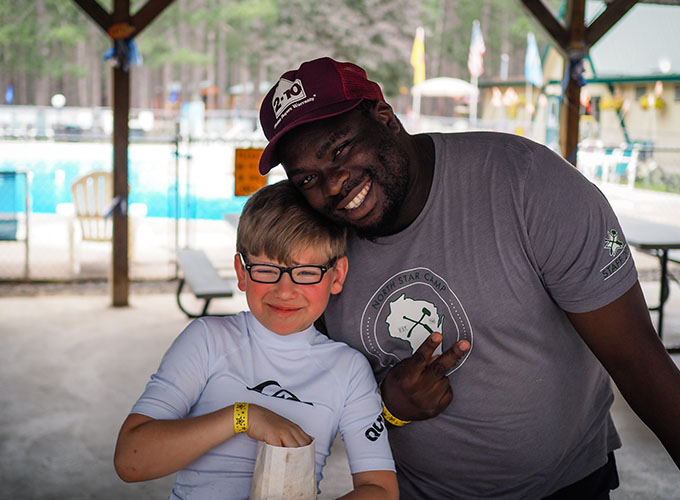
[410,26,426,86]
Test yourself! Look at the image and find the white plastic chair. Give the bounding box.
[69,171,146,274]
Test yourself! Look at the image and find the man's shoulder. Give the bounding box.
[431,130,542,155]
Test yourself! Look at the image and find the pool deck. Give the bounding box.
[1,181,680,498]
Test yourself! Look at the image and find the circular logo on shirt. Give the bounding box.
[360,267,472,374]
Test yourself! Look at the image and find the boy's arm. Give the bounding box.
[114,404,312,482]
[337,470,398,500]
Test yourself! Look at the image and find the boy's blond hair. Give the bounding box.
[236,180,346,264]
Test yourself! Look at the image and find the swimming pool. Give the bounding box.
[1,141,250,220]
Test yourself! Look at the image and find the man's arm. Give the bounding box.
[114,404,312,482]
[566,280,680,468]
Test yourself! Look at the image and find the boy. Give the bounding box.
[114,180,397,500]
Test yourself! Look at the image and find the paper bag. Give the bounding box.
[249,439,317,500]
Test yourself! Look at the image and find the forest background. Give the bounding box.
[0,0,561,112]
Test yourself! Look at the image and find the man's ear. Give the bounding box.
[372,101,401,134]
[330,256,349,295]
[234,253,247,292]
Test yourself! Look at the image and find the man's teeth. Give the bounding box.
[345,181,371,210]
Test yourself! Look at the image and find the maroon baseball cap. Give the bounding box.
[258,57,385,174]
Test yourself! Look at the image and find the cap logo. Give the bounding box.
[272,78,307,124]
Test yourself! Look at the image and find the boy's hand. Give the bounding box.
[247,404,313,447]
[381,333,469,421]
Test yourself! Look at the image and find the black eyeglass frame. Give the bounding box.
[239,254,338,285]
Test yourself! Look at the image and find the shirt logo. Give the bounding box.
[247,380,313,406]
[386,295,445,356]
[364,414,385,442]
[360,267,472,375]
[604,229,624,256]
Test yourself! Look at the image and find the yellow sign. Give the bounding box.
[234,148,266,197]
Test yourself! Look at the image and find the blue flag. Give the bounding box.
[525,32,543,88]
[5,85,14,104]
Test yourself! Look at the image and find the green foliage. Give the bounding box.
[48,24,86,45]
[1,0,567,106]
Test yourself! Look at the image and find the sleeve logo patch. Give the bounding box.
[601,229,630,281]
[364,414,385,441]
[604,229,624,256]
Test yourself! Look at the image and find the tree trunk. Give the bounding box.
[215,27,226,109]
[162,61,172,111]
[481,0,492,78]
[77,41,88,106]
[90,22,103,108]
[34,0,50,106]
[205,29,216,109]
[178,0,190,103]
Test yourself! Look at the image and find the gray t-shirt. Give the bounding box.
[323,132,638,499]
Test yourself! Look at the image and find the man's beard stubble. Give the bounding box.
[326,137,410,241]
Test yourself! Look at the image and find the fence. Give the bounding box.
[2,105,680,283]
[0,134,271,282]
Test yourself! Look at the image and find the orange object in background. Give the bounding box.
[234,148,266,196]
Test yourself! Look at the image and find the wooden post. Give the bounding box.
[110,0,131,307]
[112,61,130,306]
[559,0,586,166]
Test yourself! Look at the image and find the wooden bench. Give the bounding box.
[176,248,234,318]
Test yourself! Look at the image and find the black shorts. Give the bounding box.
[542,452,619,500]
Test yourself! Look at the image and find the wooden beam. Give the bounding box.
[132,0,175,37]
[586,0,638,46]
[72,0,112,33]
[518,0,569,54]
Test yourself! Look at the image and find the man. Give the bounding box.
[257,57,680,499]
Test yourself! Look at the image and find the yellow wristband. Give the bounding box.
[233,402,249,433]
[381,400,412,427]
[378,382,411,427]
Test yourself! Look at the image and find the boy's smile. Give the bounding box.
[235,248,348,335]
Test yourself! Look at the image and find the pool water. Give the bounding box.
[1,141,249,220]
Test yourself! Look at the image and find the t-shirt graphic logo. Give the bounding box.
[386,294,444,356]
[247,380,313,406]
[600,228,630,281]
[604,229,623,256]
[272,78,307,121]
[360,267,472,375]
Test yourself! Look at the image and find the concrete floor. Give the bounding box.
[2,181,680,499]
[0,277,679,500]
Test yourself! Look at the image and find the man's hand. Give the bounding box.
[247,404,313,447]
[381,333,469,421]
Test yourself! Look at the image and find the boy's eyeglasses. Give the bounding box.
[240,254,338,285]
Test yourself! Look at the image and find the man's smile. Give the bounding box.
[343,179,371,210]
